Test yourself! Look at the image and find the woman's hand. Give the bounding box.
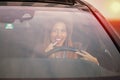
[75,50,99,65]
[45,43,54,52]
[45,41,58,52]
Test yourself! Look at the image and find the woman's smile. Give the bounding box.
[50,22,67,46]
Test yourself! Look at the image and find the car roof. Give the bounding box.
[0,0,75,5]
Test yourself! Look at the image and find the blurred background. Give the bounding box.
[85,0,120,36]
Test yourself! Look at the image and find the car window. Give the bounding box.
[0,6,120,78]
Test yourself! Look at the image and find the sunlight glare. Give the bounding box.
[110,1,120,13]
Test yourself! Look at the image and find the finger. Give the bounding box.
[49,43,55,47]
[81,50,91,55]
[52,41,58,46]
[75,51,85,57]
[81,57,89,61]
[45,43,54,52]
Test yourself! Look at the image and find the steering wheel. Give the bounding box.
[45,46,80,57]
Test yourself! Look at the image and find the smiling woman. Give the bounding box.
[50,22,67,47]
[43,21,76,58]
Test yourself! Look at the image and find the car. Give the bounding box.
[0,0,120,80]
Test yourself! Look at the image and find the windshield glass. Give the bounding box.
[0,6,120,78]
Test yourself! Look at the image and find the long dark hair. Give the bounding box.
[43,20,73,50]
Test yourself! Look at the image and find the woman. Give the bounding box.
[43,21,99,65]
[44,21,75,58]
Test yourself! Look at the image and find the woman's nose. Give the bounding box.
[56,31,62,36]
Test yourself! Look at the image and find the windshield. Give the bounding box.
[0,6,120,78]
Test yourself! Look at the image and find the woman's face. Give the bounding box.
[50,22,67,47]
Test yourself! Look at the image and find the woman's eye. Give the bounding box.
[52,29,57,33]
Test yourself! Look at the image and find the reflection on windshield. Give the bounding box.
[0,7,120,77]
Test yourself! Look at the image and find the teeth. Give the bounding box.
[56,39,61,41]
